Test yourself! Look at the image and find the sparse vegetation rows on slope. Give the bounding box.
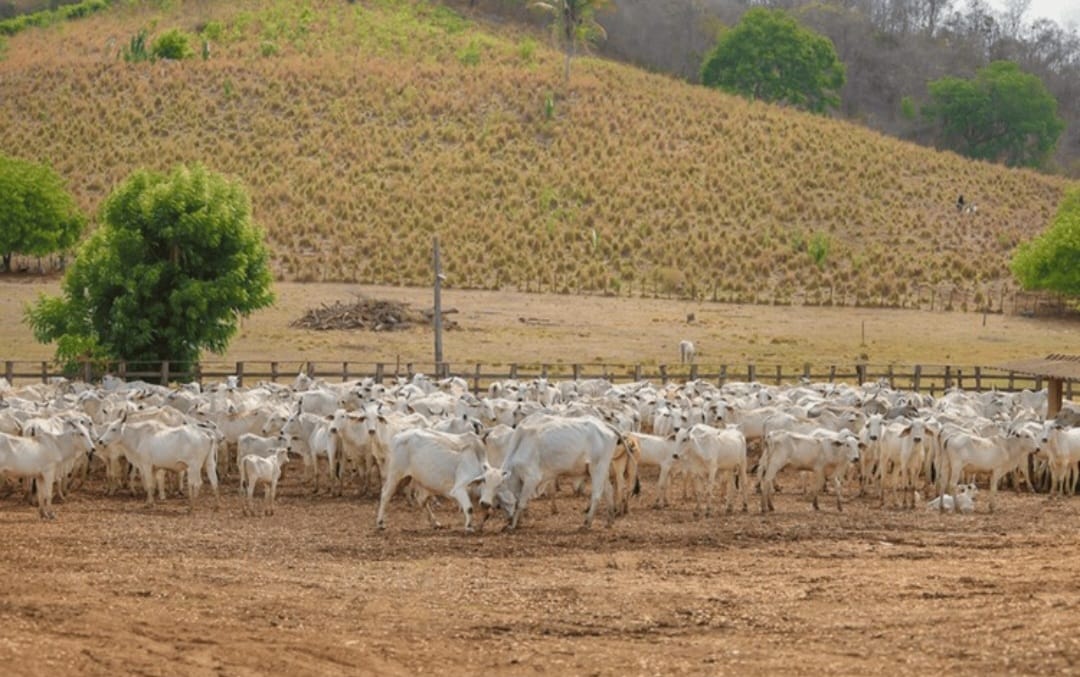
[0,0,1070,308]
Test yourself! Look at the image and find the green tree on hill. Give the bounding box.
[0,153,85,273]
[924,61,1065,169]
[699,8,845,115]
[531,0,612,83]
[1011,187,1080,298]
[25,163,275,373]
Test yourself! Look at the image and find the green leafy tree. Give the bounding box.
[25,163,275,372]
[0,153,85,272]
[1011,187,1080,297]
[531,0,611,83]
[699,8,845,115]
[925,61,1065,169]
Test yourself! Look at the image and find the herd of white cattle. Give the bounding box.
[1,370,1078,529]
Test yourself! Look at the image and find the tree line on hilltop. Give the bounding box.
[461,0,1079,175]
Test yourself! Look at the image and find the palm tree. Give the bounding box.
[531,0,612,83]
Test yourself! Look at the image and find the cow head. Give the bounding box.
[475,463,511,511]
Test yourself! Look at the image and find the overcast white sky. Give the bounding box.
[987,0,1080,29]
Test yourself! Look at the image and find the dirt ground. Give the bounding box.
[3,464,1080,676]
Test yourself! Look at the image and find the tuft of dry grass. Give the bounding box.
[0,0,1071,307]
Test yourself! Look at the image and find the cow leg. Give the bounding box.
[38,471,55,520]
[245,477,257,516]
[449,486,475,532]
[375,466,404,530]
[186,466,201,512]
[509,475,541,531]
[989,469,1001,513]
[205,456,220,511]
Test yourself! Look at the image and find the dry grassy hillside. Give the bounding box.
[0,0,1071,307]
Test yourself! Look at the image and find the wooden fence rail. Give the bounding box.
[1,359,1070,399]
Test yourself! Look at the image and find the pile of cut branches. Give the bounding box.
[290,297,457,331]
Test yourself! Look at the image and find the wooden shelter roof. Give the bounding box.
[998,354,1080,381]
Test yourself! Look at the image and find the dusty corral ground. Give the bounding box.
[3,466,1080,676]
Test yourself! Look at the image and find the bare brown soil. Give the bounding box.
[3,467,1080,676]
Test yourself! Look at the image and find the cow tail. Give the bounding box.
[624,434,641,497]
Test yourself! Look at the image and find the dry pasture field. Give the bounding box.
[3,281,1080,675]
[0,279,1075,367]
[3,467,1080,676]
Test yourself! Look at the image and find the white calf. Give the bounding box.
[926,483,977,514]
[241,448,291,516]
[759,429,862,512]
[674,423,749,517]
[627,432,680,508]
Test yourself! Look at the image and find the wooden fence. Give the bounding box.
[1,359,1070,399]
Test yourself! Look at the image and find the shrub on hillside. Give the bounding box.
[152,28,195,60]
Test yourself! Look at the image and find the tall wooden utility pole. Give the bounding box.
[433,236,444,368]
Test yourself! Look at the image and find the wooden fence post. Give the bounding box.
[803,363,811,381]
[633,365,642,382]
[473,364,482,395]
[689,364,699,381]
[83,360,92,384]
[775,365,782,385]
[4,361,12,384]
[40,361,48,384]
[718,365,727,387]
[573,364,581,381]
[236,361,245,387]
[747,363,756,383]
[270,361,279,383]
[974,366,982,391]
[160,361,170,386]
[829,365,836,383]
[944,365,952,390]
[342,362,350,382]
[509,364,518,380]
[913,365,922,392]
[194,361,202,386]
[118,361,127,381]
[374,363,384,384]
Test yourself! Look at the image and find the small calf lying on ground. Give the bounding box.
[925,483,978,514]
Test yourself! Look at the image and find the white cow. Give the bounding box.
[673,423,749,517]
[679,340,696,364]
[95,415,219,510]
[876,418,929,509]
[0,420,95,519]
[758,429,862,513]
[330,405,387,495]
[627,432,680,508]
[937,427,1040,511]
[375,428,502,532]
[1037,423,1080,497]
[478,415,623,530]
[240,448,291,516]
[279,410,340,495]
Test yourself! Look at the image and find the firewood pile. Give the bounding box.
[290,297,458,332]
